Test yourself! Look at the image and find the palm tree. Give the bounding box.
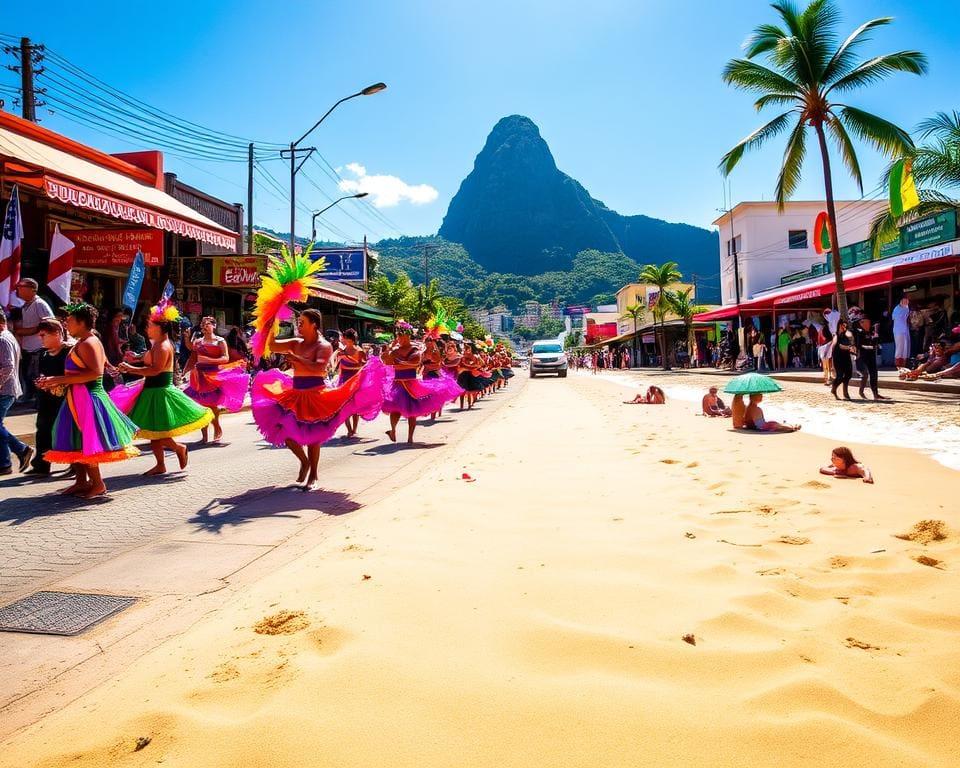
[870,111,960,247]
[719,0,926,320]
[414,278,444,325]
[620,302,646,368]
[638,262,682,369]
[368,272,415,319]
[666,288,708,365]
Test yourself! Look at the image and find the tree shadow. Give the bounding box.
[187,485,361,533]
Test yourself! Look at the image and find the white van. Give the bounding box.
[528,340,567,378]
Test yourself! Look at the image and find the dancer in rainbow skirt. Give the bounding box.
[36,303,139,498]
[335,328,369,438]
[381,320,463,444]
[113,302,214,475]
[183,315,250,443]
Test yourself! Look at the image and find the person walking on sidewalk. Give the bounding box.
[0,309,35,475]
[854,314,887,400]
[891,296,911,368]
[12,278,54,404]
[27,318,70,476]
[830,319,857,401]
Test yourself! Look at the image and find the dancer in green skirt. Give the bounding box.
[114,302,213,475]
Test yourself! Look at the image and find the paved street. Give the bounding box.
[0,387,521,604]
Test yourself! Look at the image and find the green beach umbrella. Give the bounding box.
[723,372,783,395]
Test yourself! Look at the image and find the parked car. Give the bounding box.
[529,340,567,378]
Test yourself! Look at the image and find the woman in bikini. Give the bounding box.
[623,385,666,404]
[36,303,140,498]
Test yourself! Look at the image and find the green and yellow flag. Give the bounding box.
[889,158,920,217]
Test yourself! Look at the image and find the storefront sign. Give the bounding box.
[69,228,164,267]
[214,256,264,287]
[900,209,957,251]
[774,287,822,305]
[312,248,365,282]
[44,177,237,250]
[890,242,953,266]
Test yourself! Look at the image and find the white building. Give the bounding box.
[713,200,887,305]
[470,304,512,336]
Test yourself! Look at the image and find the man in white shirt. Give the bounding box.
[12,278,54,402]
[891,296,911,367]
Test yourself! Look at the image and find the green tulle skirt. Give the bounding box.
[120,372,214,439]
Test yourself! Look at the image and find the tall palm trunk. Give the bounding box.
[633,317,638,368]
[814,121,849,320]
[659,315,670,370]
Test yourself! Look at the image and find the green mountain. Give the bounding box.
[438,115,719,299]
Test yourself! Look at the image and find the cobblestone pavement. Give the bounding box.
[0,388,518,603]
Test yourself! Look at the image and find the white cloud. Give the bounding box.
[338,162,438,208]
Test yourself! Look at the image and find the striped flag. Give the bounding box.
[0,184,23,308]
[48,224,76,303]
[889,158,920,217]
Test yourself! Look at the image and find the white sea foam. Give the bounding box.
[600,374,960,471]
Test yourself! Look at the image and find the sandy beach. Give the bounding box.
[1,371,958,768]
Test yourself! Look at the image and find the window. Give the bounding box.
[726,235,742,256]
[789,230,808,249]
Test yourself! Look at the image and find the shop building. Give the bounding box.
[0,110,239,322]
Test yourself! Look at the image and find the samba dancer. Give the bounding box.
[183,316,250,442]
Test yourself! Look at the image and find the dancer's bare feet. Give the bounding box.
[143,465,167,476]
[385,429,396,443]
[303,474,319,491]
[212,429,223,443]
[60,482,91,496]
[78,483,107,499]
[200,428,209,444]
[296,459,309,484]
[175,445,188,469]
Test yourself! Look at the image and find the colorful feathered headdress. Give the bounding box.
[250,244,327,363]
[149,301,181,324]
[394,319,418,336]
[424,307,452,339]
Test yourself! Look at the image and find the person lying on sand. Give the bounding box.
[624,385,665,404]
[702,386,732,417]
[819,446,873,483]
[744,393,800,433]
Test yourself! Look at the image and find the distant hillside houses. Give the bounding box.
[469,300,564,335]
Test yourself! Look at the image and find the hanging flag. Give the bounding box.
[889,158,920,217]
[121,250,147,310]
[47,225,76,304]
[813,211,831,254]
[0,184,24,308]
[161,279,175,302]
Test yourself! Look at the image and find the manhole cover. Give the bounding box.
[0,591,136,636]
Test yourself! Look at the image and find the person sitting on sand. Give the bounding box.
[731,394,746,428]
[819,446,873,483]
[702,386,732,417]
[744,393,800,433]
[624,385,665,404]
[899,342,947,380]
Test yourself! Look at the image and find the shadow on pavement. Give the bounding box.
[188,485,361,533]
[356,442,444,456]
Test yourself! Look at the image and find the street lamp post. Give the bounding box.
[312,193,369,242]
[281,82,386,255]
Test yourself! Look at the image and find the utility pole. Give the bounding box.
[20,38,36,122]
[247,143,254,255]
[421,243,437,285]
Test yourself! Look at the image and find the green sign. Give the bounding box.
[900,209,957,251]
[839,239,873,267]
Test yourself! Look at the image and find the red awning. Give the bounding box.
[693,304,742,322]
[0,112,238,250]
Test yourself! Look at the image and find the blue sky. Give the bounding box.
[3,0,958,245]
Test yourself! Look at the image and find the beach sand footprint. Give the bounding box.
[912,555,946,569]
[802,480,831,490]
[776,535,810,545]
[845,637,882,651]
[894,519,949,544]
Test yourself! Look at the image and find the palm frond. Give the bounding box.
[917,110,960,141]
[912,145,960,189]
[721,59,802,95]
[822,17,893,82]
[719,110,795,176]
[774,119,807,210]
[826,51,927,94]
[753,92,799,110]
[743,23,788,59]
[836,105,914,159]
[825,114,864,192]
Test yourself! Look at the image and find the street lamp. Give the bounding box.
[312,192,369,241]
[281,82,387,255]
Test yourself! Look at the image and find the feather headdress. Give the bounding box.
[149,300,181,324]
[424,306,452,339]
[250,244,327,363]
